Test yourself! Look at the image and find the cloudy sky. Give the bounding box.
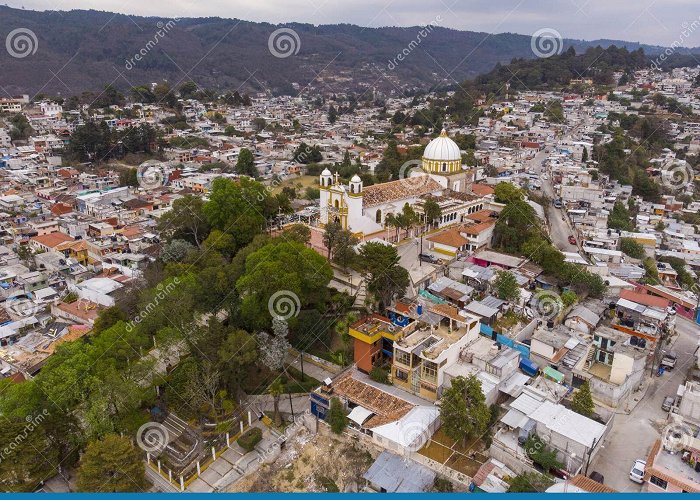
[7,0,700,46]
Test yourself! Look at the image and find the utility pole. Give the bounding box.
[299,351,305,381]
[584,437,597,476]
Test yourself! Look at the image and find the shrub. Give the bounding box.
[433,477,454,492]
[237,427,262,452]
[620,238,645,259]
[369,367,390,384]
[317,476,340,492]
[327,397,347,434]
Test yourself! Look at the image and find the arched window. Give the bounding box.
[442,162,447,172]
[375,209,382,224]
[350,184,355,193]
[334,199,340,209]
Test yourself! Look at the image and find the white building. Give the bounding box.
[318,129,480,237]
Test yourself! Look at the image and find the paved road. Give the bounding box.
[525,148,578,252]
[590,317,700,492]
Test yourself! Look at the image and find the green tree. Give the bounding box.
[157,195,210,248]
[493,200,540,253]
[642,257,660,284]
[236,148,258,178]
[493,270,520,302]
[283,224,311,244]
[581,147,589,163]
[179,81,198,99]
[203,177,273,252]
[218,328,258,397]
[561,290,578,308]
[268,378,285,427]
[327,397,347,434]
[524,434,564,472]
[620,238,645,259]
[332,229,359,270]
[571,381,595,418]
[93,306,128,334]
[439,375,490,446]
[161,239,195,262]
[0,416,59,492]
[422,198,442,229]
[608,201,634,231]
[236,241,333,330]
[358,242,410,311]
[76,434,147,492]
[322,220,342,259]
[494,182,524,204]
[328,105,338,124]
[508,472,554,492]
[119,168,138,187]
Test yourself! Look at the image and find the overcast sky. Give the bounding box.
[7,0,700,46]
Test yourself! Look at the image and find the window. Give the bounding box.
[442,162,447,172]
[375,209,382,224]
[394,368,408,381]
[422,361,437,382]
[394,349,411,367]
[649,476,667,490]
[334,199,340,209]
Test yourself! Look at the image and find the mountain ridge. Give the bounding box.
[0,5,695,96]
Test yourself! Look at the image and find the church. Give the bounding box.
[319,129,487,239]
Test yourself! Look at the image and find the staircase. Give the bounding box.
[353,280,367,309]
[162,413,187,443]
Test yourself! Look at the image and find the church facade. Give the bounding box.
[319,130,485,238]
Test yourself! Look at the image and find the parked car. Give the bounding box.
[662,395,675,412]
[418,253,438,264]
[553,199,563,208]
[588,471,605,484]
[660,352,677,370]
[549,467,569,480]
[629,459,646,483]
[568,235,577,245]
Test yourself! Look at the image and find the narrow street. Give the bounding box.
[526,147,578,252]
[590,317,699,492]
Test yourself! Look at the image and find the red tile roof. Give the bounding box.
[471,184,495,196]
[427,228,469,248]
[620,289,670,309]
[31,231,73,248]
[362,177,442,207]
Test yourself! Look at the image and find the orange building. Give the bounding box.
[348,314,412,373]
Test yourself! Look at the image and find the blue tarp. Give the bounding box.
[519,358,539,376]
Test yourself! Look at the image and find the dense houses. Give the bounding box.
[1,65,700,493]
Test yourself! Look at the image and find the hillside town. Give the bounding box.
[1,60,700,494]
